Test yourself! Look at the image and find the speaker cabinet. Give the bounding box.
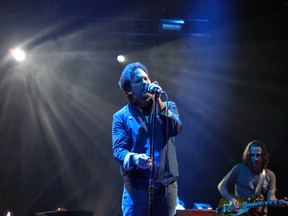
[176,209,217,216]
[34,210,93,216]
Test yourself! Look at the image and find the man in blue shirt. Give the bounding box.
[112,62,183,216]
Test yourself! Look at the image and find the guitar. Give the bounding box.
[216,194,288,216]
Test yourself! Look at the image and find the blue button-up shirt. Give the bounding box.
[112,101,182,188]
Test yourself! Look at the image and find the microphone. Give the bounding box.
[145,83,165,94]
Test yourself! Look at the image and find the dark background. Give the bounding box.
[0,0,288,215]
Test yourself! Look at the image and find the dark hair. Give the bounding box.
[118,62,148,101]
[242,140,270,170]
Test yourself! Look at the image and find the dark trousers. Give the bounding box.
[122,181,178,216]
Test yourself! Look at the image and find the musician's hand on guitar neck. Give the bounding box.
[229,197,240,212]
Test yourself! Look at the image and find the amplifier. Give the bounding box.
[34,210,93,216]
[176,209,217,216]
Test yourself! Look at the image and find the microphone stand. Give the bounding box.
[147,93,159,216]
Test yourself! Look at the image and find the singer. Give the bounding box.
[112,62,183,216]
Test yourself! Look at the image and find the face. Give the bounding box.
[129,68,152,104]
[249,146,263,168]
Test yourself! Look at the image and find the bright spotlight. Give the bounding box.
[4,210,14,216]
[8,48,27,62]
[117,55,127,64]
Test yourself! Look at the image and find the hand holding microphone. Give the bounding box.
[145,81,166,112]
[145,81,165,94]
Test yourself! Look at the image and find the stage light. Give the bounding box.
[8,48,26,62]
[117,54,127,64]
[193,203,212,210]
[4,210,14,216]
[159,19,185,32]
[176,196,185,210]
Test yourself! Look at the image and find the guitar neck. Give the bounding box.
[217,196,287,216]
[247,199,282,208]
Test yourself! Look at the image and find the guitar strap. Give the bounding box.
[255,169,266,199]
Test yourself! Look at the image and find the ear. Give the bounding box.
[123,89,131,95]
[123,86,132,95]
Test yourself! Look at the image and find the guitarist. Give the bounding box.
[217,140,284,215]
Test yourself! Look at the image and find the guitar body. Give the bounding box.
[217,194,255,216]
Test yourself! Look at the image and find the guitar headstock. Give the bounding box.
[279,197,288,207]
